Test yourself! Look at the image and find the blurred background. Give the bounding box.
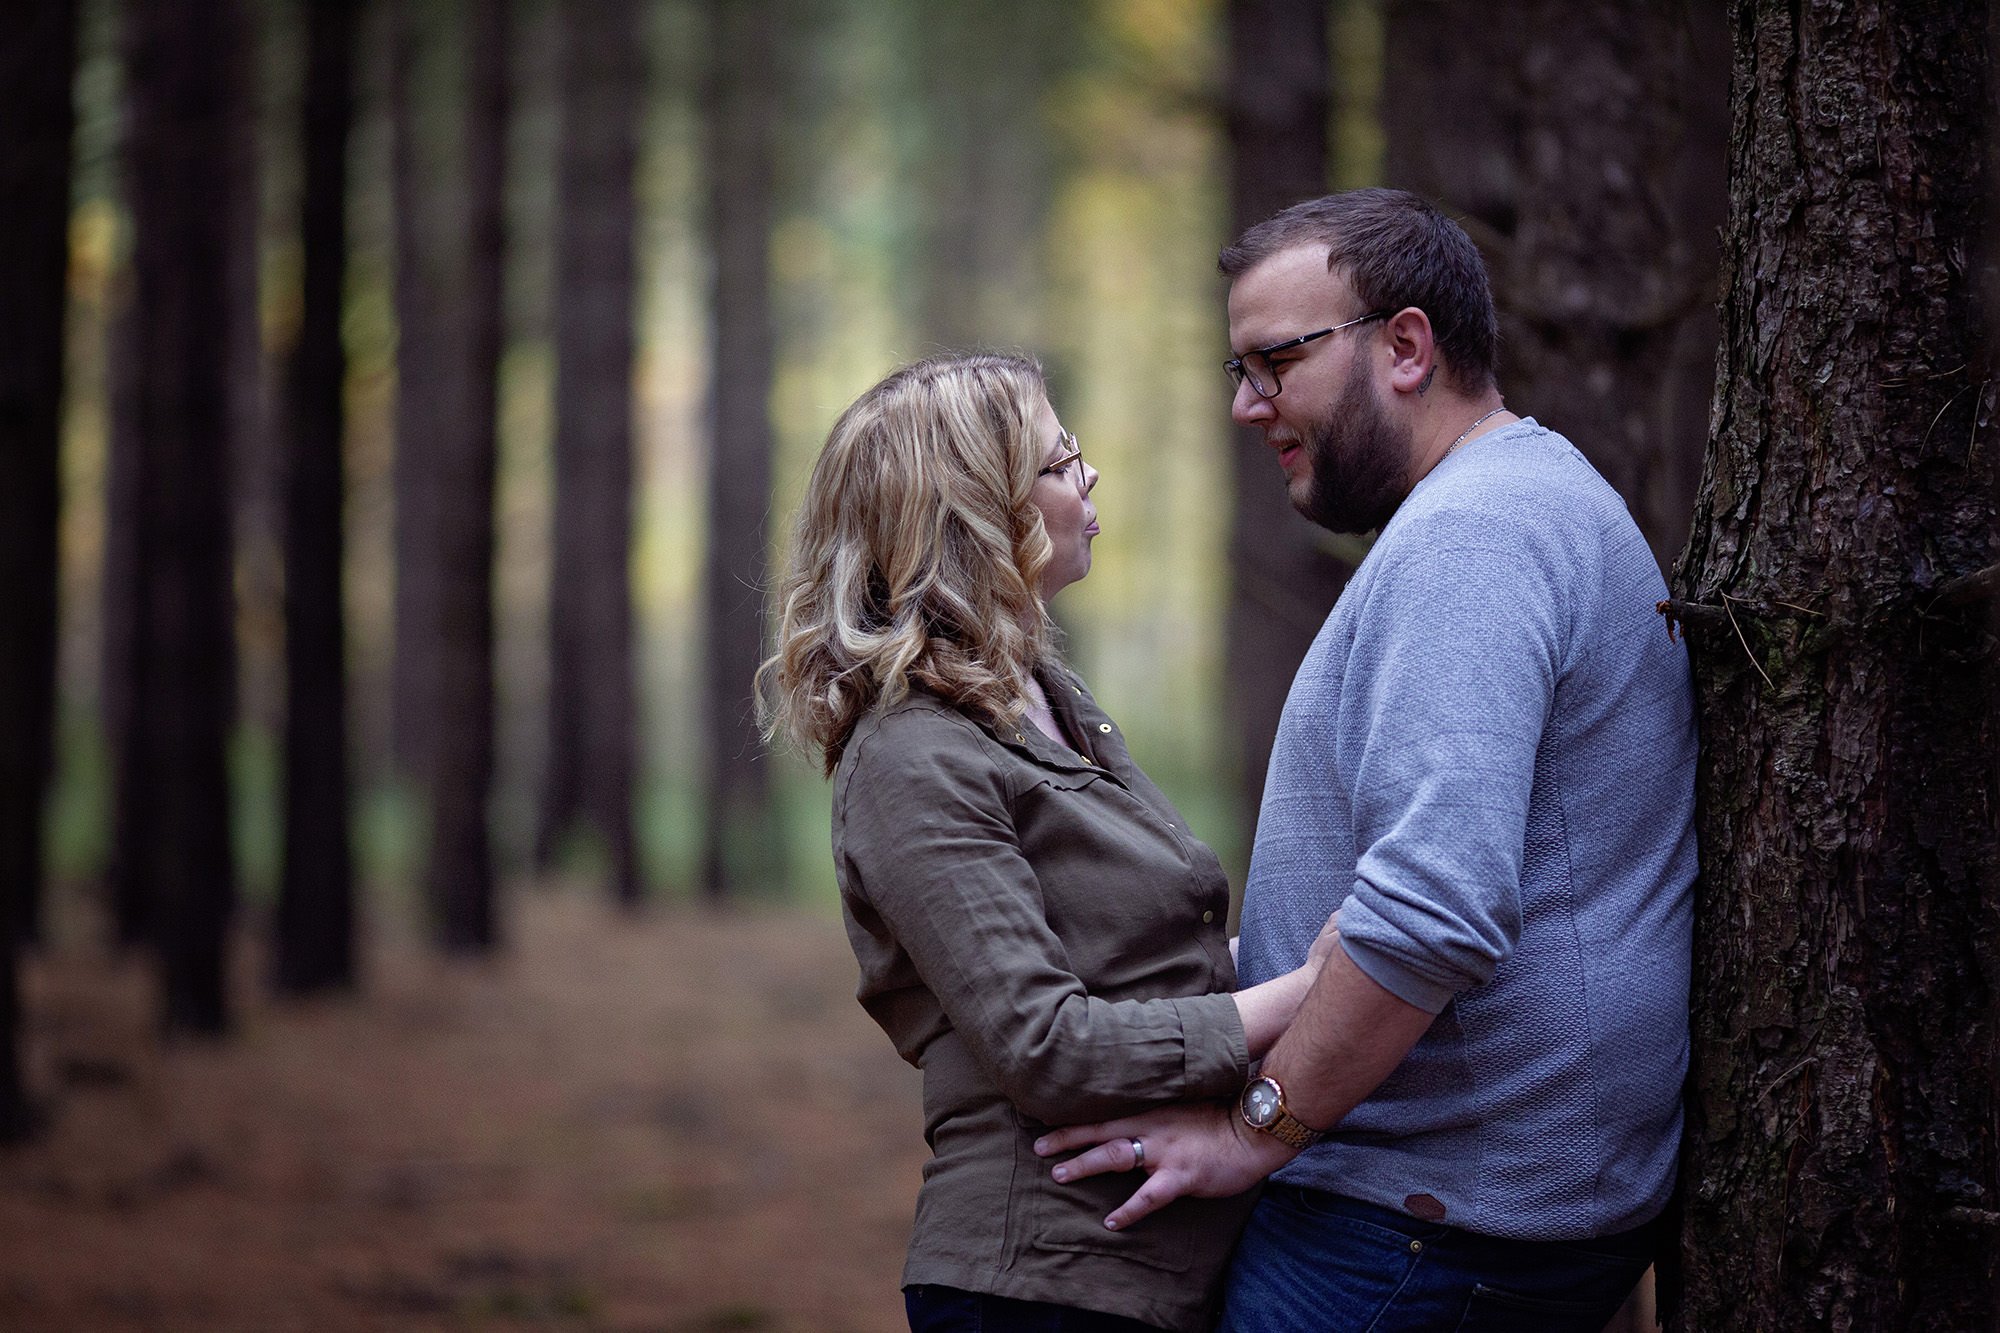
[0,0,1729,1326]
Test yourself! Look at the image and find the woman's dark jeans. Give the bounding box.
[905,1284,1167,1333]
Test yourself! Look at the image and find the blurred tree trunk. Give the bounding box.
[905,1,1071,354]
[1669,2,1997,1328]
[538,0,641,906]
[1383,0,1726,570]
[700,0,778,900]
[115,0,249,1034]
[1223,0,1340,856]
[102,274,148,947]
[389,0,446,784]
[0,0,80,1140]
[425,0,507,952]
[275,0,360,995]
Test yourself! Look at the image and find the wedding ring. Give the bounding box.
[1130,1138,1146,1171]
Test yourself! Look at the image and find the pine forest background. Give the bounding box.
[4,0,1994,1328]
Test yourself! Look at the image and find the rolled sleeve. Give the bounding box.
[1333,506,1566,1005]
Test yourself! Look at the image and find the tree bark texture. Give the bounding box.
[0,0,79,1139]
[116,0,249,1034]
[1384,0,1727,571]
[276,0,360,995]
[1223,0,1340,857]
[700,0,780,900]
[1671,3,1997,1328]
[424,0,507,952]
[538,0,641,905]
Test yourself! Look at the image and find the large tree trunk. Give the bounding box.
[1670,2,1998,1327]
[275,0,360,995]
[0,0,79,1139]
[1223,0,1340,856]
[425,0,506,952]
[538,0,641,906]
[699,0,778,900]
[117,0,249,1034]
[1384,0,1726,570]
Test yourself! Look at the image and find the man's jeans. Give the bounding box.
[1218,1185,1655,1333]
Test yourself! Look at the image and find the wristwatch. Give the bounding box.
[1240,1075,1322,1149]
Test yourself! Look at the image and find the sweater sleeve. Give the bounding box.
[837,711,1248,1125]
[1332,504,1570,1013]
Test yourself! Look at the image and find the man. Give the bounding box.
[1035,189,1697,1332]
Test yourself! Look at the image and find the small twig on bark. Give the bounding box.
[1932,561,2000,610]
[1656,598,1731,641]
[1653,596,1774,685]
[1722,594,1775,689]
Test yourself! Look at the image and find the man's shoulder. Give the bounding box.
[1375,422,1628,570]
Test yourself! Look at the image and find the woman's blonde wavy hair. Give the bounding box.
[758,352,1058,774]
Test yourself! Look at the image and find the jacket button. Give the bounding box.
[1098,722,1112,733]
[1202,910,1215,923]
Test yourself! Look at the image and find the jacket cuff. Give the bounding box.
[1173,992,1251,1097]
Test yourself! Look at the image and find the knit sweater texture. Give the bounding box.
[1236,418,1698,1240]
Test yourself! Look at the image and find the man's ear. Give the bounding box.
[1382,307,1436,397]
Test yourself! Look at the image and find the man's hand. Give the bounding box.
[1032,1102,1298,1231]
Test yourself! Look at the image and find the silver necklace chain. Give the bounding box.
[1444,406,1507,458]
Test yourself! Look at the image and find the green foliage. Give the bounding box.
[44,698,108,886]
[228,725,280,907]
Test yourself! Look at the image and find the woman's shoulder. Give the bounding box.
[838,689,996,776]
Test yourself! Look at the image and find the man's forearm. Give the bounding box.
[1257,941,1437,1132]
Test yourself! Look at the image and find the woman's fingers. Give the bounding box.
[1046,1135,1141,1183]
[1103,1173,1179,1231]
[1033,1119,1135,1158]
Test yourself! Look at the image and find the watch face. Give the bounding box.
[1242,1078,1280,1128]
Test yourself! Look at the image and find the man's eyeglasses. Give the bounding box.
[1225,310,1388,399]
[1037,430,1085,489]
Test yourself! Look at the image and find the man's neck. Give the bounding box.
[1411,392,1513,484]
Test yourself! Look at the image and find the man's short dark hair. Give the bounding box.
[1220,189,1499,393]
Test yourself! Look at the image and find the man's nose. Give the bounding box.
[1231,378,1275,428]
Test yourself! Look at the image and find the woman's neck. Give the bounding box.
[1022,671,1066,745]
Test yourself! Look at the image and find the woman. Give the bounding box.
[760,353,1330,1332]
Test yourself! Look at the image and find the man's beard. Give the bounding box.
[1296,368,1410,535]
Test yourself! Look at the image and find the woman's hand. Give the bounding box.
[1305,907,1342,968]
[1034,1102,1297,1231]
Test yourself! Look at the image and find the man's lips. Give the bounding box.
[1084,520,1100,536]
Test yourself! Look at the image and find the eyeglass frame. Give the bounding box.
[1224,310,1389,399]
[1036,429,1085,489]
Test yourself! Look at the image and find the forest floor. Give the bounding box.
[1,886,927,1332]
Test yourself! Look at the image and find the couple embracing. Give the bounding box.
[760,189,1697,1333]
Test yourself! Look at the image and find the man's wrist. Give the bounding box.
[1229,1108,1303,1170]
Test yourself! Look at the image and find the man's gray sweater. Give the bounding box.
[1237,418,1698,1241]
